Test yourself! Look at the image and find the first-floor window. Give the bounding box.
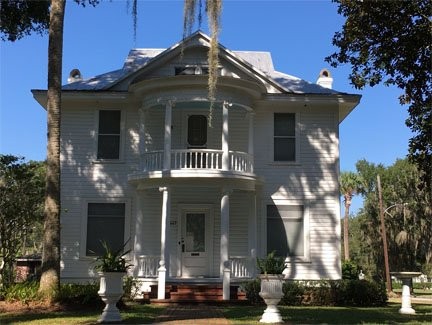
[86,203,125,256]
[267,205,304,257]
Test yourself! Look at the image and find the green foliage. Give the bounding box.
[0,0,100,42]
[281,281,304,306]
[342,260,360,280]
[0,0,49,41]
[354,159,432,277]
[240,279,263,304]
[422,263,432,277]
[0,155,45,287]
[1,281,40,304]
[257,251,286,275]
[57,282,101,305]
[345,159,432,278]
[94,240,131,273]
[242,279,387,307]
[327,0,432,190]
[340,171,364,198]
[333,280,387,307]
[123,276,141,301]
[392,281,432,291]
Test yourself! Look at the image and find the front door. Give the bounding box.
[180,208,213,277]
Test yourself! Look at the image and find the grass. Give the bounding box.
[0,302,431,324]
[0,302,165,325]
[222,303,432,324]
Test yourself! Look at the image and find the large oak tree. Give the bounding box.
[327,0,432,190]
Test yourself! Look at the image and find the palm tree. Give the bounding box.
[38,0,66,300]
[340,171,363,261]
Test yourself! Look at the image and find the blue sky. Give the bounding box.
[0,0,412,212]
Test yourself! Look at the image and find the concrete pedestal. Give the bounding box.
[390,272,422,315]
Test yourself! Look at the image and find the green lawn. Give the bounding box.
[0,303,164,325]
[1,302,431,324]
[222,303,432,324]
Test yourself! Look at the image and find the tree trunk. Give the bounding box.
[343,195,351,261]
[38,0,66,301]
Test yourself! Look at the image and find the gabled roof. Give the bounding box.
[62,31,341,95]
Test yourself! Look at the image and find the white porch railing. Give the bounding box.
[141,149,253,173]
[137,255,159,277]
[137,255,255,279]
[230,256,255,279]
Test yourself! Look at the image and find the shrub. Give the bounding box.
[243,278,387,307]
[58,282,101,305]
[123,276,141,300]
[306,281,334,306]
[334,279,387,306]
[241,279,263,304]
[342,260,360,280]
[3,281,40,304]
[281,281,304,305]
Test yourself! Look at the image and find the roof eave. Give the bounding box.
[31,89,129,109]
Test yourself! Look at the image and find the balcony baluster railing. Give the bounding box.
[141,149,253,173]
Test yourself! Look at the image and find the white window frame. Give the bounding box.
[264,200,310,262]
[271,112,300,164]
[93,109,125,162]
[80,198,131,259]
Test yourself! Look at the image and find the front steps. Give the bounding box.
[148,283,247,303]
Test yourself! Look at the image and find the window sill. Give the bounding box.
[284,257,311,263]
[268,161,301,167]
[92,159,125,165]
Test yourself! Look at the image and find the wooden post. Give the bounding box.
[377,175,391,292]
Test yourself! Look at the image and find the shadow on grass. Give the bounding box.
[223,303,432,324]
[0,303,165,325]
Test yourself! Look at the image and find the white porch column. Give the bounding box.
[248,191,257,278]
[247,111,255,157]
[163,101,173,171]
[222,101,231,170]
[138,107,148,171]
[133,190,144,277]
[158,186,171,300]
[220,188,231,300]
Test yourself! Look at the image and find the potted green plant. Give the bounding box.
[94,241,131,323]
[257,251,286,323]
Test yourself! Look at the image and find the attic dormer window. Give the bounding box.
[174,66,219,76]
[175,66,209,76]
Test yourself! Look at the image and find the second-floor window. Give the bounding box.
[188,115,207,148]
[97,110,121,159]
[274,113,296,161]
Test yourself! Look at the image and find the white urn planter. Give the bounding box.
[98,272,126,323]
[259,274,284,323]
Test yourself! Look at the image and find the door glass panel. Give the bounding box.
[185,213,205,252]
[187,115,207,147]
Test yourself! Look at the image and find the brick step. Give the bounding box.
[171,288,237,294]
[149,283,246,302]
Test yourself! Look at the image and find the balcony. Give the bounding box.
[140,149,254,174]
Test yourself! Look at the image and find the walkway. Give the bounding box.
[153,304,231,325]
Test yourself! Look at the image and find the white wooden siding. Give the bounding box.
[254,104,341,279]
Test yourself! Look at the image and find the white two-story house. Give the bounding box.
[32,31,360,300]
